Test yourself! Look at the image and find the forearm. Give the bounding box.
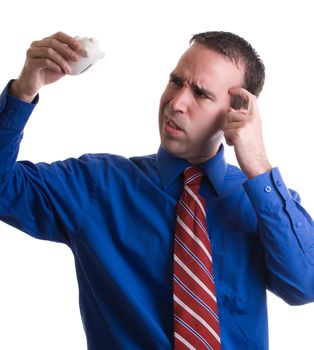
[244,168,314,305]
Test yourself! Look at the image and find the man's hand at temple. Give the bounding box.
[223,87,272,179]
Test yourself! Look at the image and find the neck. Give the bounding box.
[186,135,222,164]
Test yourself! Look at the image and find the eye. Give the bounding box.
[193,86,208,99]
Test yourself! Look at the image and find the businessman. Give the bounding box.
[0,31,313,349]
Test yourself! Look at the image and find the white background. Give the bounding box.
[0,0,314,349]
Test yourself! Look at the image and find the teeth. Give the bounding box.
[167,118,179,129]
[169,121,177,129]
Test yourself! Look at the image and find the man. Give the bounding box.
[0,31,313,349]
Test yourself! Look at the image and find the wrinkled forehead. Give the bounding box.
[174,43,245,90]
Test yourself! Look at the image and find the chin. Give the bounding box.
[160,139,186,159]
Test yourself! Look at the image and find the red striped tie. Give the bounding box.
[173,166,221,350]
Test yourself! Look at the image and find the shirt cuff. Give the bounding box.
[0,80,38,131]
[243,167,291,212]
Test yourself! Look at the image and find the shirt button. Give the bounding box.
[276,180,282,187]
[264,186,272,193]
[295,222,302,228]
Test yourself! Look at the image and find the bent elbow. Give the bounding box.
[269,272,314,306]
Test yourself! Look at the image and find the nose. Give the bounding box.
[169,86,191,114]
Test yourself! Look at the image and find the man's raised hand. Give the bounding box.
[223,87,272,179]
[10,32,81,102]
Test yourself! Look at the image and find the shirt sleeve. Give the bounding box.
[243,167,314,305]
[0,82,96,246]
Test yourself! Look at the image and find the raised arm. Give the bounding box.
[0,33,95,245]
[223,87,314,304]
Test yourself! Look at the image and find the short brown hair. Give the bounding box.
[190,31,265,97]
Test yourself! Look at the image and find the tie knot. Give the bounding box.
[183,166,204,187]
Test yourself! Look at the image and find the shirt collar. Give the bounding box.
[156,144,227,195]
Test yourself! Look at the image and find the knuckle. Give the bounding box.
[55,31,65,36]
[51,31,61,38]
[26,47,33,57]
[52,31,66,41]
[46,37,57,46]
[46,47,55,56]
[30,40,38,48]
[43,58,52,66]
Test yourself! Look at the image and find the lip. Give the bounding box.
[163,117,184,137]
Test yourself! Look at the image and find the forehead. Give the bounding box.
[173,43,244,90]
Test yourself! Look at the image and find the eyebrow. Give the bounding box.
[170,72,217,101]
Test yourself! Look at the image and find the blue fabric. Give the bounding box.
[1,81,314,349]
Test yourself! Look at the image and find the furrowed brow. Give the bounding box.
[169,72,217,101]
[169,72,185,83]
[192,83,217,101]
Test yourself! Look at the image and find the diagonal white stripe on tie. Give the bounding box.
[184,185,206,217]
[174,295,221,343]
[174,332,197,350]
[177,216,212,262]
[174,255,216,302]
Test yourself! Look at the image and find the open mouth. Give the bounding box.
[166,117,182,131]
[163,117,184,137]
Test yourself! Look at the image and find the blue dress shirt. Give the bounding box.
[0,81,314,349]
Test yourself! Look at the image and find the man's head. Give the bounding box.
[159,31,265,164]
[190,31,265,97]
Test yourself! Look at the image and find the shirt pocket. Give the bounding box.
[214,230,266,314]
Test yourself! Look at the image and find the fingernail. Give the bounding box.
[72,53,81,61]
